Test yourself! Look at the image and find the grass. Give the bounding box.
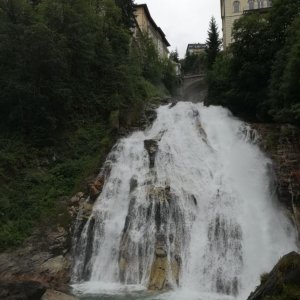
[0,120,115,250]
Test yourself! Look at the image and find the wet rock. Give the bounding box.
[69,192,84,205]
[0,227,71,292]
[252,124,300,239]
[144,106,157,124]
[119,257,128,283]
[88,176,105,202]
[0,280,46,300]
[169,101,177,109]
[38,255,70,279]
[148,256,169,290]
[130,176,138,193]
[247,252,300,300]
[191,195,197,206]
[42,289,78,300]
[171,255,182,286]
[155,247,167,258]
[148,251,181,290]
[148,232,181,290]
[144,139,158,168]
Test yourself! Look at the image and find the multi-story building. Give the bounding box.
[186,43,206,56]
[221,0,272,48]
[134,4,170,58]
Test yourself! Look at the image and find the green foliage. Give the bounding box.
[0,0,176,249]
[260,272,270,285]
[206,51,232,106]
[205,16,221,68]
[182,52,206,75]
[269,16,300,123]
[207,0,300,123]
[135,32,177,94]
[0,0,174,145]
[115,0,135,29]
[269,0,300,49]
[262,284,300,300]
[0,121,113,250]
[170,50,179,63]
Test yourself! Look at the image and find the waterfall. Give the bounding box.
[72,102,298,300]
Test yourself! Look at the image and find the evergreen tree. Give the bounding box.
[205,16,221,68]
[115,0,135,29]
[170,50,179,63]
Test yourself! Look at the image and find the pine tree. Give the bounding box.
[115,0,135,29]
[206,16,221,68]
[170,50,179,63]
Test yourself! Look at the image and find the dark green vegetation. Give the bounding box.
[248,252,300,300]
[207,0,300,124]
[0,0,177,250]
[205,16,221,69]
[181,52,206,75]
[181,16,221,75]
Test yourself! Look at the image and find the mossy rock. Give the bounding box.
[248,252,300,300]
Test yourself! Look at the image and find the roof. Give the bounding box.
[134,4,170,47]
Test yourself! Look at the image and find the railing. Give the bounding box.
[244,0,272,11]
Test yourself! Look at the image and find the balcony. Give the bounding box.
[243,0,272,12]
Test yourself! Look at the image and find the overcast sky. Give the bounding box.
[135,0,222,58]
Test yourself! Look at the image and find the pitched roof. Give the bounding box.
[134,4,170,47]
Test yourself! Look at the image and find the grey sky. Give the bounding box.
[135,0,222,58]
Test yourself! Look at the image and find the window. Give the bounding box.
[258,0,264,8]
[233,1,240,13]
[248,0,255,9]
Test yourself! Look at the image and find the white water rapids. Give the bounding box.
[72,102,298,300]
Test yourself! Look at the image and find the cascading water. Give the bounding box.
[72,102,298,300]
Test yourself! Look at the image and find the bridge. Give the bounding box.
[179,73,207,103]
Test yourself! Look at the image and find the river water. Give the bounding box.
[72,102,298,300]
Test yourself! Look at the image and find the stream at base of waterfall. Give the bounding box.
[71,102,298,300]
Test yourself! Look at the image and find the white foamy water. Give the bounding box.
[72,102,298,300]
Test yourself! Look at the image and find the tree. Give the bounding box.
[115,0,135,29]
[205,16,221,68]
[269,0,300,50]
[169,50,179,63]
[269,16,300,124]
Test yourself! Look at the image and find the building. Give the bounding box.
[221,0,272,48]
[134,4,170,58]
[186,43,206,56]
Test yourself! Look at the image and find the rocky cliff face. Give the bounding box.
[253,124,300,239]
[0,226,71,290]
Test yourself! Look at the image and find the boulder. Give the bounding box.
[148,256,169,290]
[0,281,46,300]
[38,255,70,279]
[69,192,84,205]
[88,176,104,202]
[148,233,181,291]
[247,251,300,300]
[42,289,78,300]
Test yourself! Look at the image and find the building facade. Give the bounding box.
[186,43,206,56]
[134,4,170,58]
[221,0,272,48]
